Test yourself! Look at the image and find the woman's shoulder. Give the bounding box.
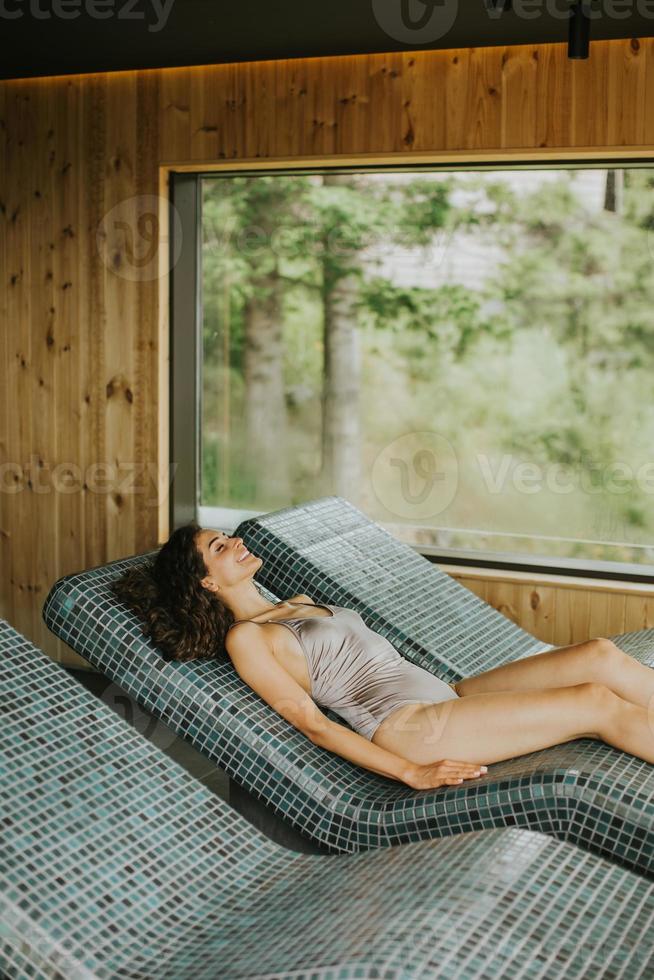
[224,619,275,658]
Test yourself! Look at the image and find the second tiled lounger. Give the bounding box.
[235,496,654,874]
[43,497,654,876]
[4,618,654,980]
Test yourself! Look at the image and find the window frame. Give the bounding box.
[169,172,203,533]
[168,158,654,583]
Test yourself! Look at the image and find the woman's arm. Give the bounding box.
[227,622,408,780]
[226,623,483,788]
[309,717,416,783]
[312,718,485,788]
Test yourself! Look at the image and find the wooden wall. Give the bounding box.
[449,567,654,648]
[1,39,654,667]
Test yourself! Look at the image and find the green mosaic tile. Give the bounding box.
[2,619,654,979]
[42,496,654,877]
[236,496,654,875]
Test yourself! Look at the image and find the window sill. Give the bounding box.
[433,561,654,596]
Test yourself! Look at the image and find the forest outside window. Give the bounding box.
[194,164,654,577]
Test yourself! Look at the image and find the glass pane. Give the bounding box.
[200,167,654,568]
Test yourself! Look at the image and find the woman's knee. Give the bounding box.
[590,636,626,662]
[566,680,620,723]
[573,680,615,701]
[571,681,621,735]
[582,637,627,682]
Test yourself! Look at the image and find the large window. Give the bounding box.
[181,163,654,577]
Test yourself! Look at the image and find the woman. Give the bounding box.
[113,522,654,791]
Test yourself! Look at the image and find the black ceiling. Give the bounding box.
[1,0,651,81]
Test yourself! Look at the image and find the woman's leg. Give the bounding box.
[455,637,654,709]
[377,682,654,766]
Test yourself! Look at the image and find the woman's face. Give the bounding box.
[196,528,262,593]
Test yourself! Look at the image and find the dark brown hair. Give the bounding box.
[110,520,234,662]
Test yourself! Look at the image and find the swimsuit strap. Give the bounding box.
[227,601,334,631]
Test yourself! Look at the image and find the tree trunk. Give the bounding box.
[603,170,623,214]
[320,175,362,504]
[243,270,291,505]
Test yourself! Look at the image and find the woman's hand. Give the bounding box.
[402,759,488,790]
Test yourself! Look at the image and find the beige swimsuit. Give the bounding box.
[227,602,459,741]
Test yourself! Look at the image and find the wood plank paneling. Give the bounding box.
[7,85,35,641]
[451,568,654,648]
[32,77,57,659]
[135,71,161,547]
[0,78,9,627]
[103,72,138,563]
[1,39,653,664]
[84,75,108,579]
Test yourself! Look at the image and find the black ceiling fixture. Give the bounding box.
[568,1,591,59]
[484,0,514,12]
[488,0,592,60]
[0,0,646,81]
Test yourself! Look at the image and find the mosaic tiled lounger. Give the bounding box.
[234,497,654,872]
[3,619,654,980]
[43,497,654,877]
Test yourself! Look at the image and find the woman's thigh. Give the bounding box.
[455,638,608,697]
[372,684,608,766]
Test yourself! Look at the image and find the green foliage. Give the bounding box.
[358,277,509,360]
[200,167,654,566]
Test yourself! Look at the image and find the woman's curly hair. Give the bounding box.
[110,520,235,662]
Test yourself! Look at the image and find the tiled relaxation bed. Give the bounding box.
[43,496,654,875]
[3,618,654,979]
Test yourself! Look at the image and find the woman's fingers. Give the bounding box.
[405,759,489,790]
[440,760,488,773]
[441,759,488,769]
[436,761,488,784]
